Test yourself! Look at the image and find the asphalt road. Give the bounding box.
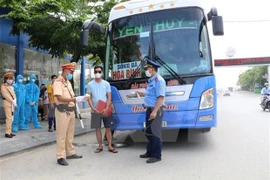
[0,91,269,180]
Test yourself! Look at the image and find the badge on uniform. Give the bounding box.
[159,86,163,90]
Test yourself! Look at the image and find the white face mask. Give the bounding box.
[95,73,102,79]
[145,70,152,77]
[32,79,36,82]
[6,80,13,84]
[18,79,23,83]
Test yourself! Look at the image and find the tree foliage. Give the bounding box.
[0,0,125,63]
[237,66,268,90]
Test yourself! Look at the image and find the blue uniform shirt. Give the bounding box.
[261,87,270,95]
[144,73,166,107]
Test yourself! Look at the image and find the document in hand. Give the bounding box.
[96,100,112,116]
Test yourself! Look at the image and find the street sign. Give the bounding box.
[215,57,270,66]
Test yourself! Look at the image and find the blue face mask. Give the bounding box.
[66,74,73,80]
[32,79,36,82]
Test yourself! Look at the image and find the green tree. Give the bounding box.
[0,0,125,63]
[237,66,268,90]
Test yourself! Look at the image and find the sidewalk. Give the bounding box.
[0,108,92,157]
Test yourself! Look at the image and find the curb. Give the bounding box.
[0,117,93,157]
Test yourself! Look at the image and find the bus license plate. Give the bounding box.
[143,121,167,128]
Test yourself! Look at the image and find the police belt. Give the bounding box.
[55,104,75,113]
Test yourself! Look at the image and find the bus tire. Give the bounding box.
[202,128,211,132]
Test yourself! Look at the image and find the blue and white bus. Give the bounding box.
[81,0,224,132]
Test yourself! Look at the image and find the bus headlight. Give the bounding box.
[199,88,214,109]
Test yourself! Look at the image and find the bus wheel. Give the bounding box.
[202,128,211,132]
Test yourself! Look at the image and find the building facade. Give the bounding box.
[0,8,93,120]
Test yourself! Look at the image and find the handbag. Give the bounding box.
[38,98,44,107]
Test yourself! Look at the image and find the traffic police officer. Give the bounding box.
[136,59,166,163]
[53,62,86,166]
[1,72,17,138]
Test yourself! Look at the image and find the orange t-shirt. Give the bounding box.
[47,84,54,103]
[53,76,75,107]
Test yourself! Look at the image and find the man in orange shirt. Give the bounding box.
[53,62,87,166]
[1,72,17,138]
[47,74,57,132]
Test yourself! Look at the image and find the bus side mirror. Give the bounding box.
[80,19,105,48]
[91,22,106,35]
[80,30,89,48]
[212,16,224,36]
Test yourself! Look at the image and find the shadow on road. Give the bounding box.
[74,129,215,152]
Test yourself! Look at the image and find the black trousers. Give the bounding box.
[145,107,163,158]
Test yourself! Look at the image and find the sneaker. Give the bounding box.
[140,153,151,158]
[146,157,161,163]
[57,158,68,166]
[66,154,83,159]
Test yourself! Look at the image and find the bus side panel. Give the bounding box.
[112,110,199,130]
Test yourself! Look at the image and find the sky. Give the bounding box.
[201,0,270,89]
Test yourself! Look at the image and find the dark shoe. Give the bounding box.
[140,153,151,158]
[146,157,161,163]
[5,134,13,138]
[66,154,83,159]
[57,158,68,166]
[11,133,16,136]
[48,129,53,132]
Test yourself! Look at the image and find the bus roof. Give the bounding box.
[109,0,204,23]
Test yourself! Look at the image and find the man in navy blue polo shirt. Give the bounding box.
[136,58,166,163]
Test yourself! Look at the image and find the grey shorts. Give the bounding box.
[91,113,112,129]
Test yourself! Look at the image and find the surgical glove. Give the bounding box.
[12,99,17,107]
[83,94,90,100]
[76,96,85,102]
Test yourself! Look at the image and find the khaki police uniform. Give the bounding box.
[1,73,16,135]
[53,75,76,159]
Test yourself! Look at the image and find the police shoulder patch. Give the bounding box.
[155,77,158,82]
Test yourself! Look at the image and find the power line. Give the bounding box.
[223,20,270,23]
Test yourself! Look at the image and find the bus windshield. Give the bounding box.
[105,7,212,81]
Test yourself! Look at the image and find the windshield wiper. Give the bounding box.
[154,56,186,85]
[123,57,147,88]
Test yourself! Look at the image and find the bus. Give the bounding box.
[80,0,224,132]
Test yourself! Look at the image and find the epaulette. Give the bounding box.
[155,77,158,82]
